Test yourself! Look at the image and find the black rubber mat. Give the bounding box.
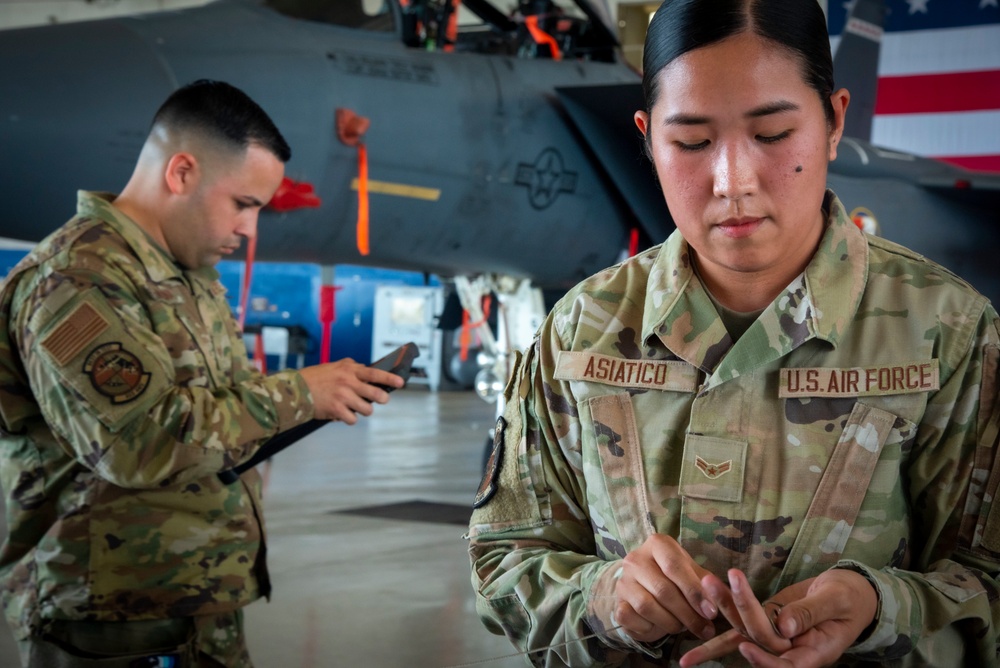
[331,500,472,526]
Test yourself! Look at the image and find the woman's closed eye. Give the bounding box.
[756,129,792,145]
[675,139,711,152]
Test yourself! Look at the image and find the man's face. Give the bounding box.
[166,144,285,270]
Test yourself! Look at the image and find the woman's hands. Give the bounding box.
[614,534,720,643]
[613,534,878,665]
[679,567,878,667]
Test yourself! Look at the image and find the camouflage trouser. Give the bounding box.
[16,610,252,668]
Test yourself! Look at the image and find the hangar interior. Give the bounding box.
[0,6,596,665]
[0,1,997,666]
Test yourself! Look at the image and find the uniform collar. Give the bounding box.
[77,191,220,286]
[641,191,868,379]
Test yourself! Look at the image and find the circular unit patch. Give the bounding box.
[83,342,151,404]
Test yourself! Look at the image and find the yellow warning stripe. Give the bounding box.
[351,178,440,201]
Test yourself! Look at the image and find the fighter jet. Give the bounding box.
[0,0,997,394]
[0,0,667,383]
[0,0,662,288]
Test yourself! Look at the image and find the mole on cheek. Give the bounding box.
[795,165,803,173]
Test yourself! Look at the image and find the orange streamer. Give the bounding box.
[459,296,492,362]
[357,143,369,256]
[444,0,460,52]
[524,15,562,60]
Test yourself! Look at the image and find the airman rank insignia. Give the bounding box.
[83,342,151,404]
[680,435,747,503]
[695,456,732,480]
[474,416,506,509]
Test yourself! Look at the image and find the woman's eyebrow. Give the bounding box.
[746,100,800,118]
[662,112,710,126]
[662,100,801,126]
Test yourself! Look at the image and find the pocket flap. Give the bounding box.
[680,435,747,503]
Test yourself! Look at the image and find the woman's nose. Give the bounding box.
[712,142,758,201]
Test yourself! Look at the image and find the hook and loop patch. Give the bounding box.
[474,416,507,509]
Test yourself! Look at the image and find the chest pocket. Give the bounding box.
[589,392,655,557]
[149,281,233,389]
[679,435,748,503]
[775,401,914,588]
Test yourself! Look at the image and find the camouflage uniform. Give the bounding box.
[468,192,1000,667]
[0,192,314,664]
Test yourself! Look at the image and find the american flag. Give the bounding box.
[829,0,1000,172]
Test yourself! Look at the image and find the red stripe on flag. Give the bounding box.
[934,154,1000,173]
[875,70,1000,115]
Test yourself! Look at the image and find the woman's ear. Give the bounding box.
[634,110,650,138]
[828,88,851,161]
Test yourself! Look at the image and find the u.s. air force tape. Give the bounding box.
[553,351,698,392]
[779,359,939,398]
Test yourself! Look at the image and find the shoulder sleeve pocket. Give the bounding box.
[469,344,548,533]
[30,288,173,434]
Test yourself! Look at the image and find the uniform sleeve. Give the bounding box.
[13,265,314,489]
[838,303,1000,664]
[468,317,664,666]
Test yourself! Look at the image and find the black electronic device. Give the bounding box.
[368,342,420,391]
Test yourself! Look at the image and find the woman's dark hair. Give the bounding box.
[151,79,292,162]
[642,0,835,125]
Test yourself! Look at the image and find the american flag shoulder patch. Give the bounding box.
[41,302,109,367]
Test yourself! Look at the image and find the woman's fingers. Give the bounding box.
[679,628,745,667]
[615,534,719,642]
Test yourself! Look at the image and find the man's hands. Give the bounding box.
[614,534,720,643]
[299,358,404,423]
[679,567,878,668]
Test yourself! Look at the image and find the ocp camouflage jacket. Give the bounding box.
[0,191,314,640]
[469,192,1000,666]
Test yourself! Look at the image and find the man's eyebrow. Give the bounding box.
[662,100,801,126]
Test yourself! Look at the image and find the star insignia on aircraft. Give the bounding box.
[907,0,930,13]
[515,148,578,209]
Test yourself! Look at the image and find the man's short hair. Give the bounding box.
[151,79,291,162]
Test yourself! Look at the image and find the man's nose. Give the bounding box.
[237,214,259,241]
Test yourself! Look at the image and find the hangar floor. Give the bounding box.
[0,389,527,668]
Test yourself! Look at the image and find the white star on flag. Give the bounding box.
[907,0,930,13]
[981,0,998,8]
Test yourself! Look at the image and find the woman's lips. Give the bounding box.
[716,217,764,239]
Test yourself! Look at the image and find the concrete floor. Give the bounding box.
[0,389,526,668]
